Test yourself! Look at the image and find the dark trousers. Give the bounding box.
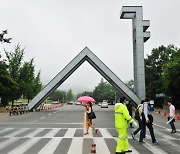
[134,119,146,136]
[169,120,176,131]
[139,122,156,143]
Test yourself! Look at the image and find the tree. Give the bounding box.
[92,79,118,103]
[126,79,134,92]
[66,89,74,102]
[49,90,66,102]
[19,58,42,103]
[145,45,177,101]
[162,49,180,108]
[0,30,12,43]
[4,44,24,106]
[0,56,16,106]
[32,71,42,100]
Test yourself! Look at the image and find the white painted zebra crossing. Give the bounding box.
[0,127,179,154]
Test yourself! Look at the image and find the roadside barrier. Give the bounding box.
[91,143,96,154]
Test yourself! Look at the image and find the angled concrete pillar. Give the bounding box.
[28,47,141,111]
[120,6,150,100]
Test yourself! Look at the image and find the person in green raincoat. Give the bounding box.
[115,97,137,154]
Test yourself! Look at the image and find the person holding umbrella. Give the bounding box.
[81,102,98,135]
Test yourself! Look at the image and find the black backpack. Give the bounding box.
[134,105,141,120]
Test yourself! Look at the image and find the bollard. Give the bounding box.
[91,143,96,154]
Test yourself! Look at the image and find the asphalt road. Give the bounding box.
[0,104,179,154]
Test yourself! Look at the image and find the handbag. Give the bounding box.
[87,107,96,119]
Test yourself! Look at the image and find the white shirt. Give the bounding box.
[169,104,175,118]
[143,102,150,121]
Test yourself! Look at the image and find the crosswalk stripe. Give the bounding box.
[4,128,29,137]
[64,128,76,138]
[67,138,83,154]
[0,138,19,150]
[128,144,140,154]
[38,138,62,154]
[24,128,45,137]
[99,128,113,138]
[143,141,168,154]
[94,138,111,154]
[161,138,180,152]
[0,128,13,134]
[8,138,41,154]
[155,130,176,140]
[0,127,179,154]
[84,128,93,138]
[114,137,140,154]
[43,128,60,138]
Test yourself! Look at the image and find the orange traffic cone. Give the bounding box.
[163,110,167,116]
[176,113,180,120]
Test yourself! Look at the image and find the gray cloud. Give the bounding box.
[0,0,179,93]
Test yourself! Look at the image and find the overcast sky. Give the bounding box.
[0,0,180,94]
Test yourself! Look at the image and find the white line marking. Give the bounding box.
[94,138,111,154]
[99,128,113,138]
[38,138,62,154]
[8,138,41,154]
[68,138,83,154]
[40,116,46,119]
[143,141,168,154]
[64,128,76,138]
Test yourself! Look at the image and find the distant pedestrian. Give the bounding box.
[131,100,146,139]
[139,98,158,144]
[167,100,176,133]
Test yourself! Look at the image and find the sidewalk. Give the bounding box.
[0,107,9,119]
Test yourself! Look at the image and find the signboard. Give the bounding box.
[156,93,165,98]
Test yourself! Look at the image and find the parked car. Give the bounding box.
[98,102,102,106]
[101,102,108,108]
[75,102,81,105]
[67,101,74,105]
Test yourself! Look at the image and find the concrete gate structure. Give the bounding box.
[28,6,150,111]
[120,6,150,100]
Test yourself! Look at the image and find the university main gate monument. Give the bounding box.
[28,6,150,111]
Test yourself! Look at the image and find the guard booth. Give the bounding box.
[149,100,154,111]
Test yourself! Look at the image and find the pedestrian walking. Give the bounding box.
[126,101,133,128]
[167,100,176,133]
[115,97,137,154]
[81,102,98,135]
[139,98,158,144]
[131,100,146,139]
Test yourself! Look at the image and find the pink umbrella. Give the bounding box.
[77,96,96,103]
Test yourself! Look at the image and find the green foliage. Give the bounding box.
[0,44,42,106]
[4,44,24,106]
[145,45,177,100]
[145,44,179,108]
[92,79,119,103]
[66,89,74,102]
[162,49,180,107]
[19,59,42,102]
[49,90,66,103]
[125,79,134,92]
